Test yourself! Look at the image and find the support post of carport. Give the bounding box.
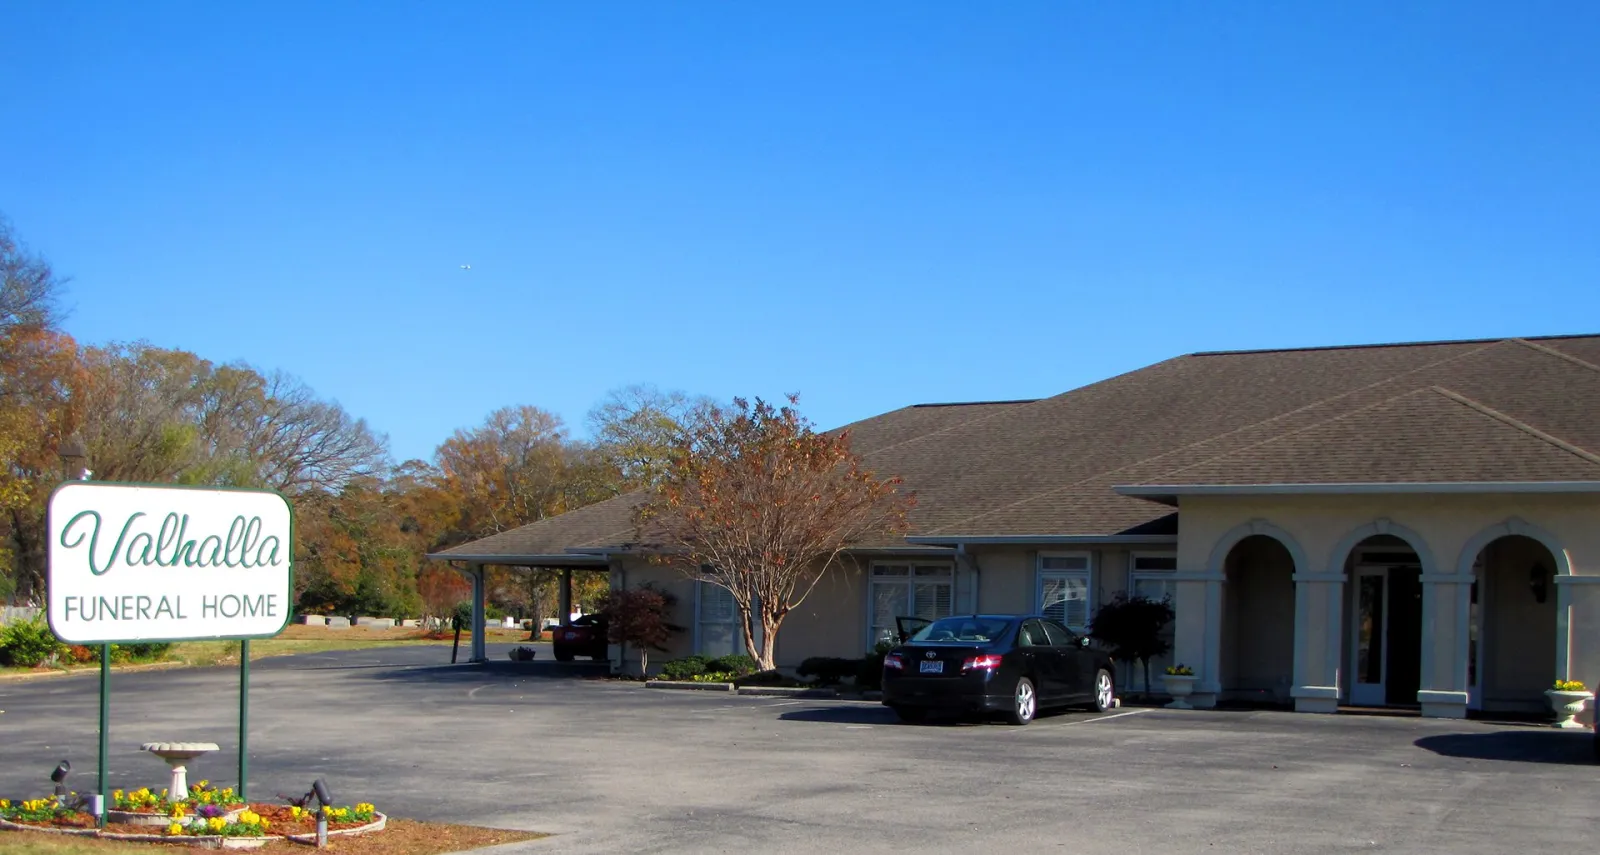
[470,563,488,663]
[559,568,573,625]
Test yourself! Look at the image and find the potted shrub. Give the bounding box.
[1546,679,1593,728]
[1163,664,1198,709]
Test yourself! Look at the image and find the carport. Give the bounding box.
[425,551,611,662]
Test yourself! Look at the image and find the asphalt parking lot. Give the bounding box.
[2,646,1595,854]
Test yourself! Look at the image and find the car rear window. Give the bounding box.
[910,617,1013,644]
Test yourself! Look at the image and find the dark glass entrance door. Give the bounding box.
[1385,567,1422,706]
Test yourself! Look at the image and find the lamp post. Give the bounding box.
[57,433,89,481]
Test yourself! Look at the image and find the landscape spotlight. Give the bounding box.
[311,778,333,850]
[50,761,71,798]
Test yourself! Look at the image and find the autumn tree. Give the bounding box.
[0,216,81,601]
[603,585,679,674]
[587,384,713,491]
[636,396,915,671]
[418,566,472,620]
[435,405,578,539]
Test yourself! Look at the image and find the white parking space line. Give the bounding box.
[1075,709,1150,724]
[762,700,802,707]
[845,725,873,729]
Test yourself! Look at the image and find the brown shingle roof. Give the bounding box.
[431,398,1035,561]
[436,334,1600,556]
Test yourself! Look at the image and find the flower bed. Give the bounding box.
[1,790,385,847]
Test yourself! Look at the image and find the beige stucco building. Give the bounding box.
[433,334,1600,721]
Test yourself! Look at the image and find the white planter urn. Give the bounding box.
[1545,689,1594,729]
[1164,674,1199,710]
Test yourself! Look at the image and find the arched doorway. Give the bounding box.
[1469,535,1559,713]
[1219,535,1297,704]
[1342,534,1423,707]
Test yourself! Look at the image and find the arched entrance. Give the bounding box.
[1219,535,1297,704]
[1468,535,1559,713]
[1341,534,1423,707]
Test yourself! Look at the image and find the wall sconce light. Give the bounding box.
[1529,563,1550,604]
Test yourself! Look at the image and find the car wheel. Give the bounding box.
[891,705,927,724]
[1007,677,1037,725]
[1087,668,1114,713]
[554,649,574,662]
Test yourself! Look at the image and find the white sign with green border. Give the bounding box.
[47,482,294,644]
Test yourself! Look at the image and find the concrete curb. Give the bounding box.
[644,680,734,692]
[735,686,839,698]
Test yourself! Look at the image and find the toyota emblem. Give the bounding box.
[925,651,937,659]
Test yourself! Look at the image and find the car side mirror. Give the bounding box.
[1079,636,1091,649]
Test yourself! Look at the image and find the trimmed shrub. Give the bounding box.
[659,656,712,681]
[0,616,69,667]
[797,657,862,686]
[856,641,896,690]
[707,654,757,677]
[111,642,173,662]
[733,669,806,688]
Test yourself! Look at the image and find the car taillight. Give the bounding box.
[884,652,904,671]
[962,654,1003,672]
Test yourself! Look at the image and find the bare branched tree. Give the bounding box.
[636,396,915,671]
[0,215,64,333]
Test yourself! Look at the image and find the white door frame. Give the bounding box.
[1348,565,1391,707]
[1468,558,1486,710]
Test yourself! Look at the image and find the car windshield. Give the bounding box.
[909,617,1013,644]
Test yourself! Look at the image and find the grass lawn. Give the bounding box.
[0,819,545,853]
[0,627,532,678]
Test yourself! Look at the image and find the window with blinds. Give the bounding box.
[869,564,954,647]
[1037,553,1091,632]
[696,582,738,658]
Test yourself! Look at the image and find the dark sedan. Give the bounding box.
[881,615,1115,725]
[551,614,608,661]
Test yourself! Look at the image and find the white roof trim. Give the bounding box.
[906,534,1178,546]
[1115,481,1600,506]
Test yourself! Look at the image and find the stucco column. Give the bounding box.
[1194,575,1224,709]
[1417,573,1470,719]
[470,563,488,663]
[607,560,625,674]
[1171,577,1212,706]
[559,569,573,625]
[1290,572,1344,713]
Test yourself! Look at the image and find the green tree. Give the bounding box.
[1088,594,1175,696]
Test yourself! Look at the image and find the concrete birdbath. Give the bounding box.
[140,742,219,801]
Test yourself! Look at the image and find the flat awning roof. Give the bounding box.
[424,552,611,568]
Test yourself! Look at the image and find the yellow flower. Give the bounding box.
[289,806,302,819]
[196,780,208,789]
[0,799,9,809]
[112,790,123,801]
[208,817,226,832]
[170,805,186,819]
[168,823,184,836]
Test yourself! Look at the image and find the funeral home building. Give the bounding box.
[431,334,1600,720]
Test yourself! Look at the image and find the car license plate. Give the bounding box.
[919,660,943,674]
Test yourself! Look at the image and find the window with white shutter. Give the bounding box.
[696,582,738,658]
[868,563,955,647]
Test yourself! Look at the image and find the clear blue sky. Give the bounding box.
[5,2,1598,463]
